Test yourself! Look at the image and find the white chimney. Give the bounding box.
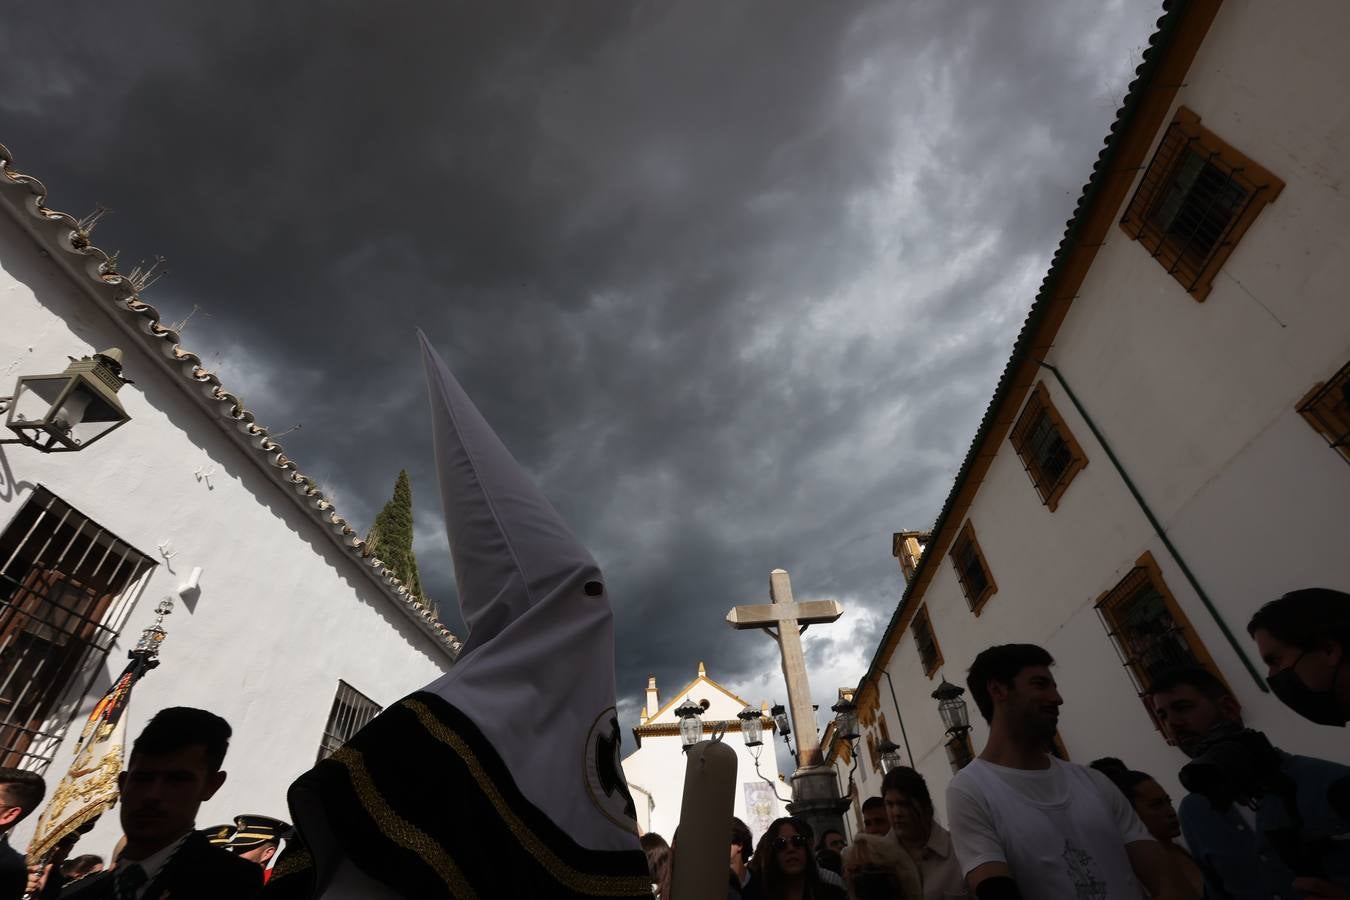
[645,674,659,717]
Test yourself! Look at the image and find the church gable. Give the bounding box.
[640,662,756,727]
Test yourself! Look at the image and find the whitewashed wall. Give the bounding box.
[621,671,788,846]
[0,205,454,857]
[861,0,1350,827]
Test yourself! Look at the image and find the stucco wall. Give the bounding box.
[856,0,1350,827]
[1,206,453,856]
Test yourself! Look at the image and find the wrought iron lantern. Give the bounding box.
[0,349,131,452]
[831,698,860,742]
[737,705,764,748]
[932,679,971,736]
[877,739,903,774]
[769,702,792,741]
[675,699,703,750]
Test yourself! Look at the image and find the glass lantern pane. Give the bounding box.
[742,715,763,746]
[680,716,701,747]
[63,390,126,448]
[7,376,72,427]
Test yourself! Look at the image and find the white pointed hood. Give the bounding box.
[416,330,637,849]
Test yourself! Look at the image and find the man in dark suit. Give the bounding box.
[60,707,261,899]
[0,767,45,900]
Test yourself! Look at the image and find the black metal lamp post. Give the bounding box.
[932,678,973,771]
[675,699,703,751]
[0,349,131,452]
[737,705,763,748]
[877,739,903,774]
[830,698,859,742]
[769,702,793,754]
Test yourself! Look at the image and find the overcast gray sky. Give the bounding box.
[2,1,1162,743]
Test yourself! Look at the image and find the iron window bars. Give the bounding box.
[1120,107,1283,301]
[1010,383,1088,512]
[944,732,974,773]
[316,680,383,762]
[0,486,154,773]
[1297,359,1350,465]
[910,605,943,678]
[950,521,997,614]
[1095,554,1225,735]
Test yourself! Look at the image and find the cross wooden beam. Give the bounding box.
[726,569,843,768]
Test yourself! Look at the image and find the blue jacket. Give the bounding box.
[1178,751,1350,899]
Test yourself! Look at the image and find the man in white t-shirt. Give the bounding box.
[945,644,1195,900]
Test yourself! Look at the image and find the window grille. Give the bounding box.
[944,733,974,773]
[1297,359,1350,465]
[1095,553,1226,735]
[1010,383,1088,511]
[316,680,383,762]
[949,522,997,614]
[910,606,943,678]
[0,486,154,773]
[1120,107,1283,301]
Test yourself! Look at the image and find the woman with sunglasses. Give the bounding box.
[745,817,847,900]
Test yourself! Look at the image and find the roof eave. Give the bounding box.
[856,0,1223,703]
[0,148,462,662]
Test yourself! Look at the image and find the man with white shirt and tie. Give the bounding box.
[60,707,261,900]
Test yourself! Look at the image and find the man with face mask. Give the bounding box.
[1150,665,1350,899]
[1247,588,1350,727]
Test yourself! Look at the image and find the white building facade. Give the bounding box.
[0,144,460,855]
[621,663,789,846]
[830,0,1350,833]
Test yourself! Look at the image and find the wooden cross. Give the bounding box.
[726,569,843,769]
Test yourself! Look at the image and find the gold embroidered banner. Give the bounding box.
[27,656,149,864]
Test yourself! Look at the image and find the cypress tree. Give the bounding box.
[366,470,432,613]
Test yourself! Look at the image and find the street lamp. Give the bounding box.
[741,705,789,802]
[932,678,973,772]
[675,699,703,751]
[877,739,903,774]
[737,705,763,748]
[830,698,859,741]
[769,703,792,744]
[0,349,132,452]
[931,679,971,735]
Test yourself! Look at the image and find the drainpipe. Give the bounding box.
[880,669,916,765]
[1037,360,1267,691]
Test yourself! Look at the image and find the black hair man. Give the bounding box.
[945,644,1191,900]
[1150,665,1350,899]
[1248,587,1350,727]
[59,707,261,899]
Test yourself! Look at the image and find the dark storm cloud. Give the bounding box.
[2,1,1161,728]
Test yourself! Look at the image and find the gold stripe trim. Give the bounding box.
[332,746,479,899]
[402,698,650,896]
[269,847,313,880]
